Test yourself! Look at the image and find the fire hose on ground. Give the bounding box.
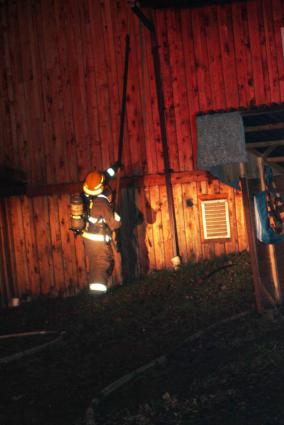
[85,310,252,425]
[0,330,66,366]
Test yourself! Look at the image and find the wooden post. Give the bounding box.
[131,5,181,266]
[113,34,130,285]
[257,157,282,305]
[0,199,14,306]
[239,162,263,313]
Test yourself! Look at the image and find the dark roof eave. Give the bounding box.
[138,0,245,9]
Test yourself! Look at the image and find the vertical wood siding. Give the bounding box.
[1,0,283,181]
[0,0,283,299]
[0,179,246,298]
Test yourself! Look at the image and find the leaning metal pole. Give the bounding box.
[131,4,181,266]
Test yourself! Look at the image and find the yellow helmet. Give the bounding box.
[83,170,105,196]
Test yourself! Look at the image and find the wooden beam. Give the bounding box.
[1,171,210,198]
[266,156,284,162]
[242,108,284,117]
[239,162,263,313]
[264,162,284,175]
[257,157,282,305]
[246,139,284,148]
[245,148,284,175]
[245,122,284,132]
[262,146,277,158]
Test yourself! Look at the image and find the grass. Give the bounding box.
[0,251,283,425]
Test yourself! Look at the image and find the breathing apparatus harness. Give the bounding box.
[83,193,112,243]
[70,173,116,241]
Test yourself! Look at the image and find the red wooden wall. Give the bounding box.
[0,0,284,302]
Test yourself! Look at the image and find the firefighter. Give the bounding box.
[82,170,121,293]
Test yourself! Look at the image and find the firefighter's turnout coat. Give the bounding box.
[82,194,121,287]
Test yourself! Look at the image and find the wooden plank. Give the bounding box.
[23,0,46,183]
[134,186,151,275]
[262,0,281,103]
[21,196,41,295]
[73,232,87,290]
[136,22,158,174]
[282,26,284,58]
[0,94,12,168]
[0,3,8,102]
[155,10,180,171]
[125,186,141,279]
[220,183,239,255]
[182,181,202,262]
[205,5,226,110]
[217,3,239,108]
[124,17,145,175]
[10,82,30,179]
[0,199,12,304]
[180,9,201,164]
[58,193,78,291]
[234,185,248,252]
[118,187,131,282]
[266,156,284,162]
[100,0,121,169]
[149,185,165,269]
[18,170,209,198]
[143,186,157,270]
[247,0,266,105]
[87,0,113,173]
[7,0,23,84]
[172,183,187,263]
[258,0,272,104]
[112,10,145,176]
[160,184,173,267]
[108,0,132,174]
[33,196,55,294]
[133,20,155,175]
[191,7,213,112]
[53,0,79,182]
[17,0,33,83]
[167,10,193,172]
[3,198,18,299]
[131,187,141,277]
[8,197,29,296]
[28,1,45,118]
[1,4,17,167]
[232,1,255,107]
[48,195,65,294]
[246,139,284,148]
[144,20,164,174]
[197,180,215,259]
[245,123,284,132]
[23,79,45,183]
[39,0,58,183]
[48,0,72,184]
[64,0,90,180]
[80,0,103,173]
[272,0,284,101]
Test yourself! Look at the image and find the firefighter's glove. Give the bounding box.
[114,212,121,222]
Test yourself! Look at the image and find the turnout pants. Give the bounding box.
[84,240,114,286]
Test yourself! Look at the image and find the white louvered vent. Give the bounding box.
[201,199,230,240]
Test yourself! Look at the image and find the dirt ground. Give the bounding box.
[1,252,283,425]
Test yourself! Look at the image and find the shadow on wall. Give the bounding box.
[120,187,156,283]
